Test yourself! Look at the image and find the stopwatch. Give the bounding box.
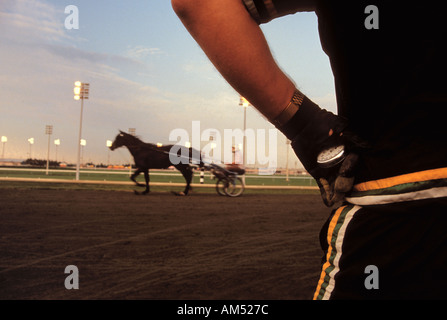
[317,145,346,168]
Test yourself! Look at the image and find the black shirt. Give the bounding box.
[316,1,447,182]
[245,0,447,182]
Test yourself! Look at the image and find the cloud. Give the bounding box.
[181,59,219,81]
[126,45,164,60]
[0,0,69,43]
[0,1,163,162]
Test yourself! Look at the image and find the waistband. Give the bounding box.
[345,167,447,206]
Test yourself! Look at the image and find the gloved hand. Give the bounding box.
[276,93,367,207]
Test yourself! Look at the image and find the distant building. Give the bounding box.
[0,159,23,166]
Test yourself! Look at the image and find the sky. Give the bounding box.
[0,0,337,170]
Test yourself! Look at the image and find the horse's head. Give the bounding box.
[109,130,128,150]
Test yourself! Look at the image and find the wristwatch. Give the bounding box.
[272,90,305,127]
[317,145,346,168]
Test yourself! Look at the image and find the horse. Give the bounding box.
[109,130,202,195]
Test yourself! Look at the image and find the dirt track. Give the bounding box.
[0,187,330,300]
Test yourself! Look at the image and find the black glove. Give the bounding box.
[276,93,367,207]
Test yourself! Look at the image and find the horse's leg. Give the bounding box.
[130,168,145,187]
[180,166,194,195]
[142,170,150,194]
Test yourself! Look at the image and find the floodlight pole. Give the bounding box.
[1,136,7,159]
[45,125,53,175]
[28,138,34,159]
[74,81,89,181]
[239,96,250,168]
[106,140,112,167]
[75,97,84,180]
[54,139,60,162]
[239,96,250,183]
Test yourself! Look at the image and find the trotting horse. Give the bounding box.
[109,130,202,195]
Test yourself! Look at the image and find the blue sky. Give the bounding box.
[0,0,336,169]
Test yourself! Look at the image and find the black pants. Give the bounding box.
[314,197,447,300]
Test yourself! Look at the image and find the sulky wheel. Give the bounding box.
[224,177,244,197]
[216,178,228,196]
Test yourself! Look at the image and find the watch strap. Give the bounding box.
[272,89,305,127]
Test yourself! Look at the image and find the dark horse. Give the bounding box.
[109,131,202,195]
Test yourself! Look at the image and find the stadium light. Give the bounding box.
[239,96,250,108]
[1,136,7,159]
[239,96,251,181]
[106,140,112,166]
[74,81,89,180]
[80,139,86,167]
[54,139,60,162]
[28,137,34,159]
[45,125,53,175]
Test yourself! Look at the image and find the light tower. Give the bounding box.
[74,81,89,180]
[45,125,53,175]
